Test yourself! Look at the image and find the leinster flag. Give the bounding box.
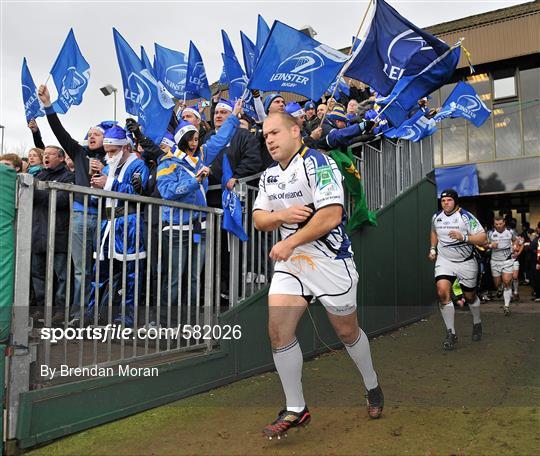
[240,31,258,78]
[434,81,491,127]
[154,43,187,99]
[384,109,437,142]
[21,58,44,122]
[256,15,270,54]
[222,53,257,119]
[344,0,451,97]
[185,41,211,100]
[140,46,154,74]
[113,28,174,145]
[222,154,248,241]
[49,28,90,114]
[248,20,348,100]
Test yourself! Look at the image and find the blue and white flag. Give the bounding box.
[376,45,461,127]
[222,154,248,242]
[435,164,479,197]
[256,14,270,54]
[21,58,44,122]
[49,28,90,114]
[140,46,154,74]
[113,28,174,145]
[154,43,187,99]
[384,109,437,142]
[222,53,257,119]
[185,41,211,100]
[248,20,348,100]
[240,31,258,78]
[344,0,451,97]
[327,76,350,97]
[434,81,491,127]
[219,65,228,84]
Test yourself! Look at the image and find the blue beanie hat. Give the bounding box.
[103,125,129,146]
[285,102,305,118]
[264,93,284,113]
[174,120,197,145]
[327,105,348,123]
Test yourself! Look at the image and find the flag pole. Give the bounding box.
[44,73,51,85]
[319,0,374,126]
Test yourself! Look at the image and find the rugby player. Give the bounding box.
[429,190,487,350]
[253,113,383,439]
[487,217,519,315]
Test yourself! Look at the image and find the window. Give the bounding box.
[467,74,493,162]
[494,101,522,158]
[493,76,517,100]
[520,67,540,156]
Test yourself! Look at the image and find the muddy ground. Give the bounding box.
[30,298,539,455]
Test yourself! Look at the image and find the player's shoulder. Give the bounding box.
[302,147,333,167]
[432,209,444,221]
[458,208,476,221]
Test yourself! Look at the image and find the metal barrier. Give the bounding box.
[6,135,433,440]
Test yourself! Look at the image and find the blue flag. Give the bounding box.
[344,0,451,97]
[185,41,211,100]
[154,43,187,99]
[21,58,45,122]
[248,20,348,100]
[222,53,257,119]
[222,154,248,241]
[219,65,228,84]
[49,28,90,114]
[221,30,237,60]
[240,31,258,78]
[113,28,174,145]
[384,109,437,142]
[434,81,491,127]
[435,164,479,197]
[327,76,350,97]
[140,46,154,74]
[376,45,461,127]
[256,15,270,54]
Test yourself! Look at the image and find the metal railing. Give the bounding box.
[6,135,433,439]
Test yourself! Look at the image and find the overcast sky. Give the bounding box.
[0,0,529,153]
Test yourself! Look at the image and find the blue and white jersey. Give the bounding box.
[488,228,515,262]
[431,208,484,262]
[253,145,352,260]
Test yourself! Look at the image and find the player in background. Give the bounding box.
[429,190,487,350]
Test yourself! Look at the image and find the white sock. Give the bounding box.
[345,328,378,390]
[272,338,305,413]
[503,288,512,307]
[441,302,455,334]
[469,296,481,324]
[512,279,519,294]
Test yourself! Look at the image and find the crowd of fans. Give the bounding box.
[1,81,539,328]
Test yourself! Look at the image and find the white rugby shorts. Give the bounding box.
[269,254,358,315]
[490,259,514,277]
[435,255,478,289]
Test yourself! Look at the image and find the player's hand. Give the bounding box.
[428,251,437,261]
[449,230,464,241]
[490,242,498,249]
[269,239,294,262]
[279,205,313,224]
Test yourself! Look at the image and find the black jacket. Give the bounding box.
[32,164,75,254]
[44,107,106,207]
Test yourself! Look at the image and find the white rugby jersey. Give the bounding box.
[431,208,484,262]
[488,228,515,262]
[253,145,353,260]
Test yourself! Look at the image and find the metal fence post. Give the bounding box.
[7,174,34,441]
[204,212,215,350]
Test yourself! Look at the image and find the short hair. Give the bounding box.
[0,153,23,170]
[264,112,299,129]
[44,145,65,158]
[494,215,505,223]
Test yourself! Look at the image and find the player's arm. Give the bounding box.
[429,229,438,261]
[253,205,313,232]
[269,205,342,261]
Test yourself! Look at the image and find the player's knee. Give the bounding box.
[334,324,358,345]
[436,288,450,303]
[268,321,294,348]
